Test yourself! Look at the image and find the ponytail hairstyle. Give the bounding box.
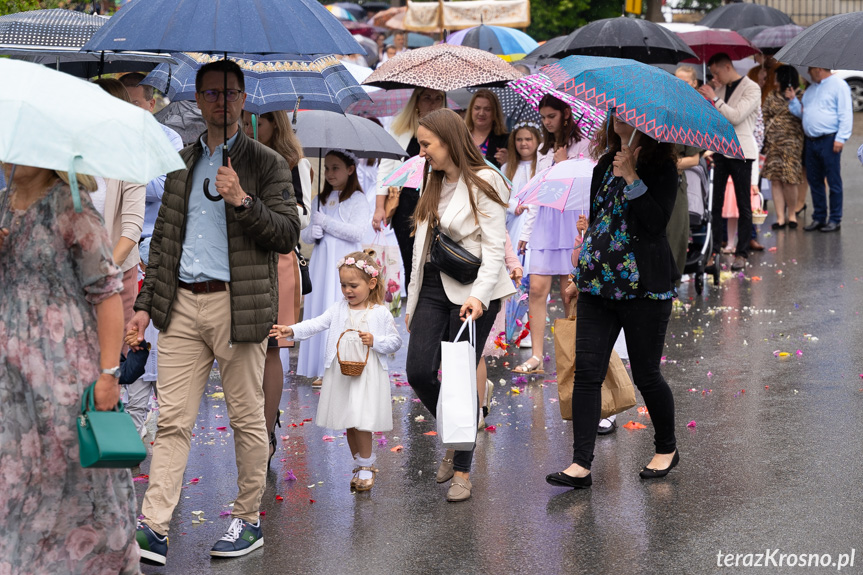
[538,94,582,156]
[338,249,384,305]
[504,123,542,182]
[320,149,362,205]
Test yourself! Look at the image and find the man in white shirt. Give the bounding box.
[380,31,409,64]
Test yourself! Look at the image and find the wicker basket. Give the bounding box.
[336,329,370,377]
[752,192,767,225]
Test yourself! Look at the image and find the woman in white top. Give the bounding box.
[514,95,591,375]
[404,109,515,503]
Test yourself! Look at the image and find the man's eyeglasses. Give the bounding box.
[198,89,244,103]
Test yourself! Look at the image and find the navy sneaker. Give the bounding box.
[136,522,168,565]
[210,517,264,558]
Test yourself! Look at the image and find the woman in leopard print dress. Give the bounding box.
[762,65,804,228]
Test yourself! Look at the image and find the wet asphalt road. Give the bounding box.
[138,132,863,575]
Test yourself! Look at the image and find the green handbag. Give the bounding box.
[77,382,147,468]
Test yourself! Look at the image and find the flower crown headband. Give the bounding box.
[337,256,379,278]
[513,120,541,132]
[328,148,359,165]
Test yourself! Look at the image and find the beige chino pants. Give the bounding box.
[141,286,268,534]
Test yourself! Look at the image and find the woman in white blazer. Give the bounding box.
[404,109,516,503]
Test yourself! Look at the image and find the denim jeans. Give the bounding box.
[804,135,843,224]
[406,263,501,473]
[711,155,754,257]
[571,294,676,469]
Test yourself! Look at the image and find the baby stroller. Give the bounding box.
[683,158,719,294]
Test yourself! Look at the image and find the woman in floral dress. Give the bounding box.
[0,165,140,574]
[545,116,681,490]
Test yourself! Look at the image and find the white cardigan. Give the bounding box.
[289,300,402,370]
[405,168,516,329]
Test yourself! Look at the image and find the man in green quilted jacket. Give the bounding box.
[125,59,300,565]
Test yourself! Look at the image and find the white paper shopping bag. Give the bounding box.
[437,317,478,451]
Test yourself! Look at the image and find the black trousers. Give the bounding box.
[392,188,420,297]
[711,156,754,257]
[571,294,676,469]
[406,264,501,473]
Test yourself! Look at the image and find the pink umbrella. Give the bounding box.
[509,73,606,139]
[516,158,595,212]
[381,154,426,189]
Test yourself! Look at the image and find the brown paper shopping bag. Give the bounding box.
[556,301,637,420]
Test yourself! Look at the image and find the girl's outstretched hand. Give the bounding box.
[269,325,293,339]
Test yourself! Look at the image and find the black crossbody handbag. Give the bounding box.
[295,246,312,295]
[428,226,482,285]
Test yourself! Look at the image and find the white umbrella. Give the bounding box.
[0,59,184,212]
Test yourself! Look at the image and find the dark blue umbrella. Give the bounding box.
[82,0,363,202]
[542,56,744,159]
[82,0,363,55]
[143,52,370,114]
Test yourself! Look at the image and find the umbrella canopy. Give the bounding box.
[326,5,357,22]
[0,59,184,210]
[737,25,770,41]
[445,25,539,62]
[384,32,434,48]
[775,12,863,69]
[448,85,543,129]
[0,8,175,77]
[550,17,697,64]
[346,88,464,117]
[381,154,426,189]
[677,29,760,63]
[699,4,794,31]
[519,35,566,67]
[352,34,379,67]
[515,158,594,212]
[364,43,523,91]
[294,110,407,159]
[142,52,370,114]
[154,100,206,147]
[82,0,363,55]
[542,55,744,159]
[751,24,806,54]
[509,73,607,139]
[333,2,367,19]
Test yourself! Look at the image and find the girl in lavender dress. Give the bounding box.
[514,95,591,375]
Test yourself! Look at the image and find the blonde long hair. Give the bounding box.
[259,110,304,169]
[391,87,445,137]
[412,109,507,233]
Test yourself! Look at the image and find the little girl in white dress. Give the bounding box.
[271,249,402,492]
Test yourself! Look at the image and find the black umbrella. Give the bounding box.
[737,25,770,41]
[550,17,697,64]
[519,35,565,67]
[775,12,863,70]
[699,4,794,31]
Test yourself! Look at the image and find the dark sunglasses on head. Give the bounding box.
[198,89,243,103]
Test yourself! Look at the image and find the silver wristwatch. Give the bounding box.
[240,195,254,209]
[101,366,121,378]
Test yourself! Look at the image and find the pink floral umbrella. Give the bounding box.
[516,158,596,212]
[381,154,426,189]
[509,73,606,139]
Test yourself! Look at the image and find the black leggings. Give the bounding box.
[571,294,676,469]
[406,264,501,473]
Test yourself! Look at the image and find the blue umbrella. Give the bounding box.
[446,25,539,62]
[143,53,370,114]
[542,55,744,159]
[82,0,362,55]
[82,0,363,202]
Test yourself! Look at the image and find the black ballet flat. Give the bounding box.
[771,222,786,230]
[546,471,592,489]
[639,450,680,479]
[787,221,798,229]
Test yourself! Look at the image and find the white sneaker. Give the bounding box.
[519,333,532,348]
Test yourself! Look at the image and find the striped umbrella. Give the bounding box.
[509,73,606,139]
[751,24,805,53]
[446,25,539,62]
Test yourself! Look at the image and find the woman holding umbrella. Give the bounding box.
[372,87,446,296]
[546,116,681,489]
[0,164,140,573]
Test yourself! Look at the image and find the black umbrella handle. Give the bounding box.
[203,146,229,202]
